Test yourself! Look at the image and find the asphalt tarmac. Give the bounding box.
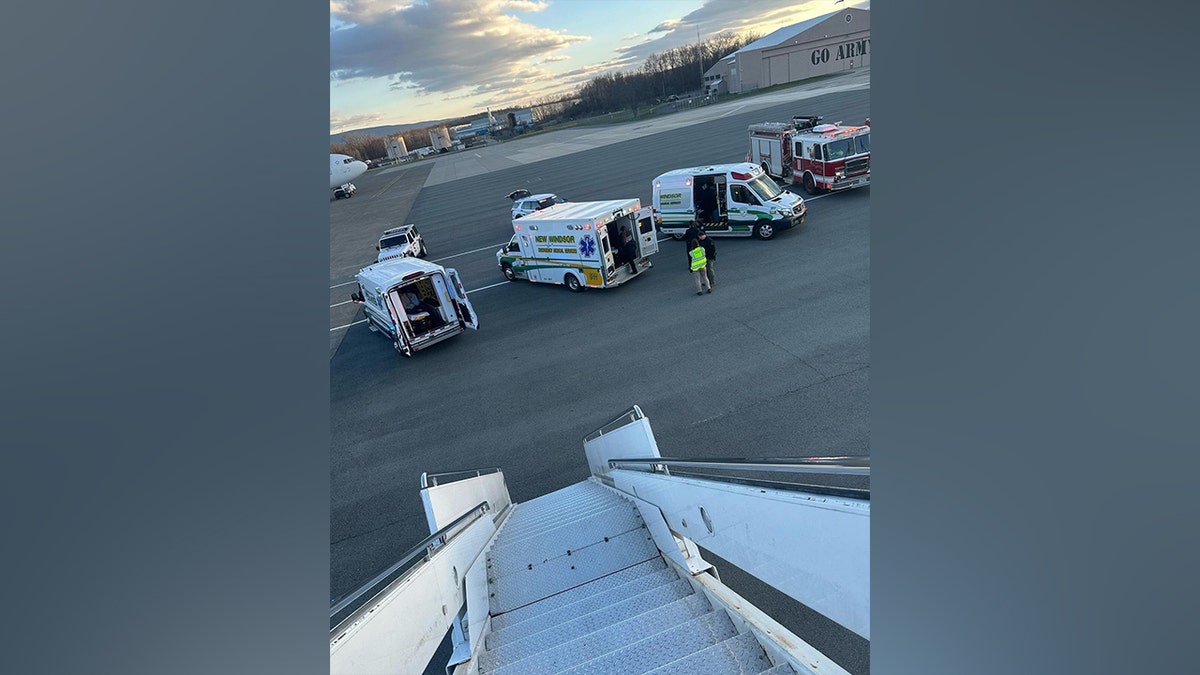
[329,76,870,673]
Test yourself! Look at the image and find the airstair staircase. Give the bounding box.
[477,480,794,674]
[330,406,869,675]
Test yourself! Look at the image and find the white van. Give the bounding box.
[651,162,806,240]
[350,257,478,357]
[495,198,658,292]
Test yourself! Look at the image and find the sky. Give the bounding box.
[330,0,869,134]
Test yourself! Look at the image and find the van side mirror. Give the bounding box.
[375,245,380,250]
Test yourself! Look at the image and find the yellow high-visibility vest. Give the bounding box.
[689,247,707,271]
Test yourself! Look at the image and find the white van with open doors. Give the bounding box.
[651,162,806,240]
[350,257,478,358]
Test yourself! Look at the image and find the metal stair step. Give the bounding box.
[489,572,687,646]
[505,481,609,520]
[646,631,773,674]
[556,610,739,675]
[489,526,659,614]
[488,502,643,570]
[497,496,621,540]
[486,593,712,675]
[498,487,622,535]
[761,664,799,675]
[486,578,695,657]
[489,558,667,632]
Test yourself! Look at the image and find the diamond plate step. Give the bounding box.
[504,481,610,522]
[646,632,773,674]
[488,501,643,570]
[489,526,659,614]
[486,578,695,658]
[486,594,712,674]
[761,664,799,675]
[490,571,686,647]
[496,482,619,535]
[489,558,667,633]
[556,610,739,675]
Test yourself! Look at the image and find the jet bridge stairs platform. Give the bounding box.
[330,406,870,675]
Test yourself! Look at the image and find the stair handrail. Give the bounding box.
[583,405,645,442]
[330,500,490,627]
[607,456,869,475]
[420,467,502,488]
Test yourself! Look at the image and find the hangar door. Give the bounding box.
[767,54,791,87]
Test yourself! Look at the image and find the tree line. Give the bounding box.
[331,30,761,162]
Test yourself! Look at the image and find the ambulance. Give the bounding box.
[349,257,478,358]
[651,162,806,241]
[495,198,658,292]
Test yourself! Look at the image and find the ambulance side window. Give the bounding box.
[507,236,520,252]
[639,216,653,234]
[730,185,760,206]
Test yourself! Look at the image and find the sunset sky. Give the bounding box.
[330,0,869,133]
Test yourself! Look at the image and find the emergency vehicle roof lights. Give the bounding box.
[731,171,751,180]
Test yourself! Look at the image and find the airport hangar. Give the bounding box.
[705,7,870,96]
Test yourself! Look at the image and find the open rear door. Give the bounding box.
[445,269,479,330]
[636,207,658,256]
[384,290,415,355]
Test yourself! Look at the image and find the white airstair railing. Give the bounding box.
[329,499,496,675]
[583,406,871,647]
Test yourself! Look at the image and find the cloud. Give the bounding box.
[540,54,571,63]
[330,110,388,134]
[330,0,585,95]
[621,33,640,41]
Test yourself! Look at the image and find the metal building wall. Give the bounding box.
[723,8,870,93]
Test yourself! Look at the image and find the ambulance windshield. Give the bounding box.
[748,174,783,201]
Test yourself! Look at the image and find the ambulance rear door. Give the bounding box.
[384,288,416,355]
[635,206,658,256]
[445,268,479,330]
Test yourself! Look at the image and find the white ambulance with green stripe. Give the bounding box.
[495,198,658,292]
[651,162,806,240]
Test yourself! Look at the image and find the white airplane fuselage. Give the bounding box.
[330,154,368,189]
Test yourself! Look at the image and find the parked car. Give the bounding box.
[376,223,427,261]
[507,189,566,220]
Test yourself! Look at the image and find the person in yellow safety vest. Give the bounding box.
[688,238,711,295]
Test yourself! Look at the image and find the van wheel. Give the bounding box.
[501,264,516,281]
[564,273,582,292]
[418,243,427,258]
[761,162,772,177]
[754,222,775,240]
[803,173,819,195]
[670,232,684,241]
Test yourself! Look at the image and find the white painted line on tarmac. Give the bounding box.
[432,242,508,262]
[330,299,355,308]
[466,281,509,294]
[718,105,747,118]
[330,279,358,289]
[371,172,409,199]
[331,318,368,332]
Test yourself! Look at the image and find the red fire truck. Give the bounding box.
[747,115,871,195]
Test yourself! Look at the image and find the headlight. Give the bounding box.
[836,169,845,179]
